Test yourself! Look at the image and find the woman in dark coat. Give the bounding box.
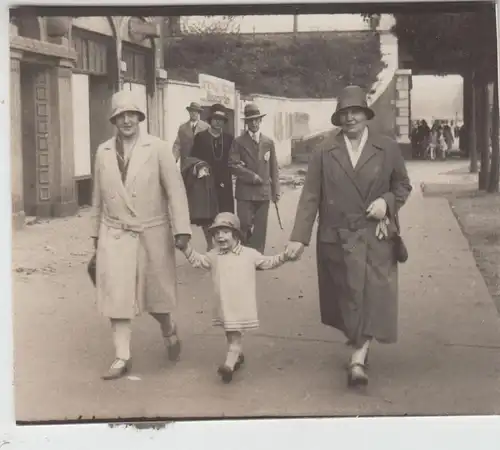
[286,86,412,388]
[182,103,235,250]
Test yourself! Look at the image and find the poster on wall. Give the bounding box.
[123,82,148,134]
[199,73,236,110]
[72,73,92,178]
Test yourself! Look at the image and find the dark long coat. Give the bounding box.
[181,157,219,226]
[187,129,235,216]
[290,129,412,346]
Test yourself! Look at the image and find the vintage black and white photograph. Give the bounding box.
[8,2,500,424]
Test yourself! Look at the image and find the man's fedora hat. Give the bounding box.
[208,103,229,122]
[242,103,266,121]
[186,101,203,113]
[109,90,146,123]
[331,85,375,126]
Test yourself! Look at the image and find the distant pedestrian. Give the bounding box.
[182,103,235,251]
[172,101,209,165]
[286,86,412,388]
[229,103,281,254]
[181,212,291,383]
[90,90,192,380]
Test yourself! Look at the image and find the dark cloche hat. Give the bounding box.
[331,85,375,126]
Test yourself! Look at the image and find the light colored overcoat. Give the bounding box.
[290,129,412,345]
[91,132,192,319]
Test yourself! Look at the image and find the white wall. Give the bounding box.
[241,95,338,166]
[71,73,92,178]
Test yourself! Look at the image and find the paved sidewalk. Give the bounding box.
[12,161,500,421]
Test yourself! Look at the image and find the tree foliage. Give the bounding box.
[362,11,497,76]
[164,32,385,98]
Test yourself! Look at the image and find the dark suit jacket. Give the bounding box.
[228,132,280,202]
[290,128,412,245]
[172,119,209,163]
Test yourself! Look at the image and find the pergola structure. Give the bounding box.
[393,6,499,192]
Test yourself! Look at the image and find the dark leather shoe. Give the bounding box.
[101,358,131,381]
[234,353,245,371]
[217,365,234,383]
[347,363,368,387]
[164,324,181,362]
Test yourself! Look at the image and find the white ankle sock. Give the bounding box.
[111,319,132,361]
[351,339,371,365]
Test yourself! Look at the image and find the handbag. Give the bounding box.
[87,253,97,286]
[393,233,408,263]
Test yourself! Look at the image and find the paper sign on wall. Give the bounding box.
[199,74,235,109]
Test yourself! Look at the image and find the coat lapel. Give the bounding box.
[329,133,359,188]
[102,139,137,214]
[354,132,381,173]
[124,132,154,190]
[241,132,260,162]
[358,133,387,200]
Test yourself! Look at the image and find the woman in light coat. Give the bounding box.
[91,90,192,380]
[286,86,412,388]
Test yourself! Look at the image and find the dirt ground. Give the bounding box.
[448,190,500,313]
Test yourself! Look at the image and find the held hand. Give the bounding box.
[197,166,210,178]
[273,193,281,203]
[253,173,264,185]
[285,241,305,261]
[174,234,191,251]
[366,198,387,220]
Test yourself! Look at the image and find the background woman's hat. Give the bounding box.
[208,212,243,239]
[331,85,375,126]
[208,103,229,122]
[186,101,203,112]
[243,103,266,121]
[109,90,146,123]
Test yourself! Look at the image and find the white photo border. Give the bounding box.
[2,0,500,448]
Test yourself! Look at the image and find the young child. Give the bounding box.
[181,212,291,383]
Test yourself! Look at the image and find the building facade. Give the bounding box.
[9,14,165,229]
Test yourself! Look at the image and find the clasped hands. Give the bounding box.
[284,198,388,259]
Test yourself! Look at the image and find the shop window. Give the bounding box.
[72,30,108,76]
[122,46,148,84]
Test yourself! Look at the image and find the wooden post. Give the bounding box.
[488,75,499,192]
[469,71,478,173]
[478,74,490,190]
[463,71,477,171]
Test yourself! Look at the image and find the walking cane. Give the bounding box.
[274,201,284,230]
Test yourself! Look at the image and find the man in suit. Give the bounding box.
[229,103,280,254]
[172,101,209,164]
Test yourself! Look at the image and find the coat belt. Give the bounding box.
[101,215,168,233]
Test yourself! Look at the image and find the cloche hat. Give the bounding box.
[109,90,146,123]
[208,103,229,122]
[208,212,243,240]
[331,85,375,126]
